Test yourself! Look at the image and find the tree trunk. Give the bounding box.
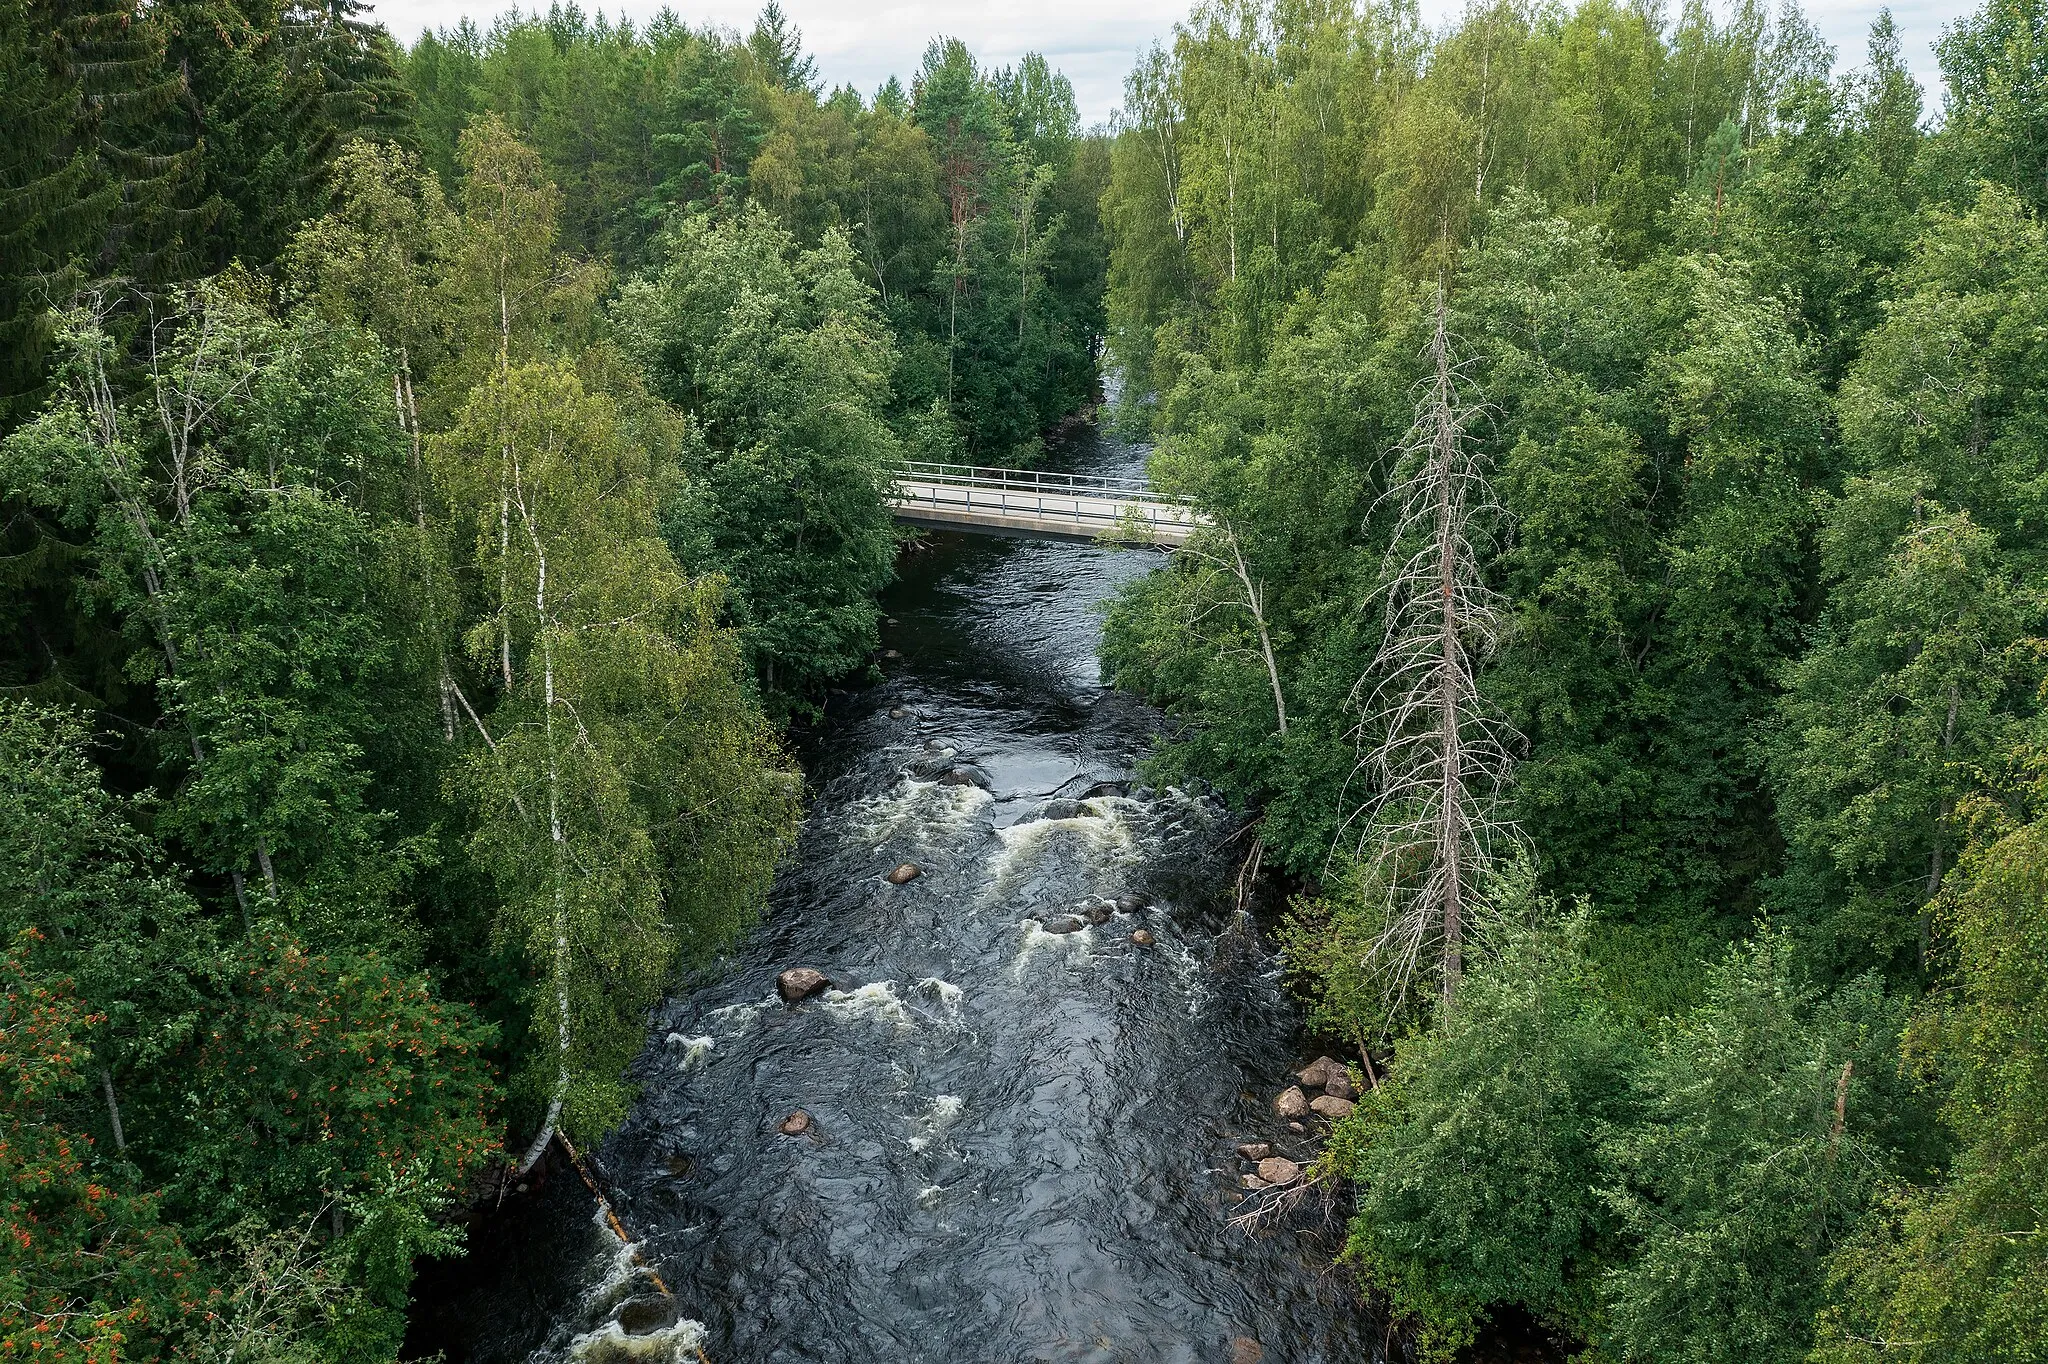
[100,1068,127,1152]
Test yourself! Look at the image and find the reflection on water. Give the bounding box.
[405,421,1378,1364]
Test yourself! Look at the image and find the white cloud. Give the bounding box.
[366,0,1973,128]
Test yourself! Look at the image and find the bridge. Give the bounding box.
[887,461,1202,547]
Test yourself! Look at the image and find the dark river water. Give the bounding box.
[406,419,1379,1364]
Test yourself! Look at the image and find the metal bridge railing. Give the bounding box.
[893,460,1180,502]
[887,461,1199,537]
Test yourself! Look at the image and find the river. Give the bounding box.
[405,416,1380,1364]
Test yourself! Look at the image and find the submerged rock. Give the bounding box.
[1231,1339,1266,1364]
[778,1110,812,1136]
[1081,901,1114,925]
[1310,1095,1357,1120]
[1236,1141,1272,1161]
[888,707,908,719]
[886,863,922,885]
[1128,929,1155,947]
[1288,1120,1307,1133]
[935,765,991,788]
[616,1297,679,1336]
[1115,894,1150,913]
[776,968,830,1002]
[1034,797,1083,821]
[1256,1156,1301,1187]
[1274,1086,1310,1120]
[1240,1174,1269,1191]
[1042,915,1086,934]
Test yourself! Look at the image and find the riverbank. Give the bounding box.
[403,411,1380,1364]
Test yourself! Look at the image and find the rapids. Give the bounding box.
[405,419,1378,1363]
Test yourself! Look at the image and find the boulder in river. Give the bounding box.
[1274,1086,1309,1119]
[1042,915,1086,934]
[1082,781,1128,799]
[778,1109,812,1136]
[888,707,908,719]
[1115,894,1150,913]
[886,863,922,885]
[1128,928,1155,947]
[1236,1141,1271,1161]
[881,648,902,660]
[1256,1156,1301,1187]
[1081,901,1114,925]
[936,765,991,788]
[776,967,831,1002]
[1298,1055,1342,1089]
[1310,1095,1357,1120]
[617,1296,680,1336]
[1034,797,1083,821]
[1239,1174,1269,1191]
[1323,1069,1357,1100]
[1287,1120,1307,1133]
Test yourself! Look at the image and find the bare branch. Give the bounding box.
[1340,284,1523,1013]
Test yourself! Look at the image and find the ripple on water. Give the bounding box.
[415,421,1379,1364]
[904,1093,965,1152]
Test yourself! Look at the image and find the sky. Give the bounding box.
[364,0,1972,128]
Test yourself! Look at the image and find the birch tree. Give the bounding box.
[0,280,423,943]
[434,361,798,1173]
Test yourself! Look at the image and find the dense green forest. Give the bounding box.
[5,0,2048,1357]
[1099,0,2048,1358]
[0,1,1103,1355]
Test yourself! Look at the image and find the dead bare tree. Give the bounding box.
[1342,284,1521,1011]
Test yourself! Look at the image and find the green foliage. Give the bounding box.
[1815,757,2048,1363]
[1111,6,2048,1359]
[0,700,214,1138]
[1768,483,2042,979]
[1600,938,1917,1364]
[2,281,433,949]
[433,355,799,1147]
[1932,0,2048,213]
[1332,886,1632,1359]
[616,207,900,706]
[0,930,204,1363]
[394,11,1106,457]
[0,701,498,1361]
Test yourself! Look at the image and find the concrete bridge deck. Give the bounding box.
[887,461,1200,547]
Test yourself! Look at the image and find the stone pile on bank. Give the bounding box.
[1233,1053,1372,1191]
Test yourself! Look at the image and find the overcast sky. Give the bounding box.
[365,0,1970,128]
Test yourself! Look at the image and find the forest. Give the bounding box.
[2,0,2046,1357]
[0,1,1104,1356]
[1098,0,2048,1359]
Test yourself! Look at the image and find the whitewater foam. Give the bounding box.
[905,1094,965,1152]
[664,1033,714,1071]
[821,980,915,1029]
[567,1317,709,1363]
[848,777,994,848]
[986,798,1144,894]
